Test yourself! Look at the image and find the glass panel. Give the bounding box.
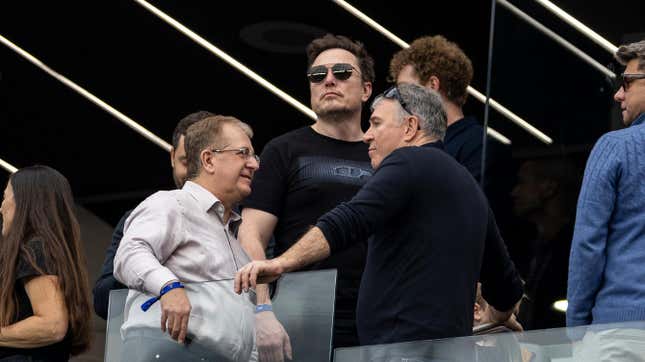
[480,1,614,333]
[104,269,336,362]
[271,269,337,362]
[334,321,645,362]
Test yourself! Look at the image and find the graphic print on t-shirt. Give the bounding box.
[294,156,372,188]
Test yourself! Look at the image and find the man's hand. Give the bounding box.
[489,304,523,332]
[256,311,292,361]
[234,259,284,294]
[501,312,523,332]
[159,288,192,344]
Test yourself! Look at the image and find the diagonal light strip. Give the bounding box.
[0,158,18,174]
[0,34,171,152]
[333,0,556,145]
[499,0,615,79]
[133,0,317,121]
[486,128,511,145]
[534,0,617,54]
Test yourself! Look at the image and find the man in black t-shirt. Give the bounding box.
[239,34,375,357]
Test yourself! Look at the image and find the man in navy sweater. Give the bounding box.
[567,40,645,358]
[389,35,520,276]
[235,83,523,345]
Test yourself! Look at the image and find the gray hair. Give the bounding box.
[615,40,645,70]
[371,83,447,140]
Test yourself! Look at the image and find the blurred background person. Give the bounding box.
[512,158,581,330]
[0,165,92,361]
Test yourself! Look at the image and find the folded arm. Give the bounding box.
[113,193,191,343]
[113,194,183,295]
[0,276,68,348]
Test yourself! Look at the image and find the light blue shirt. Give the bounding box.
[567,113,645,327]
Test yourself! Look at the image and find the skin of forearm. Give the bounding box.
[277,227,331,273]
[239,228,272,304]
[0,315,67,348]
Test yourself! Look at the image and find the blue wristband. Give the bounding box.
[255,304,272,314]
[141,281,184,312]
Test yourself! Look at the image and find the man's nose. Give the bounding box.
[247,158,260,170]
[614,87,625,102]
[323,70,336,85]
[363,132,373,144]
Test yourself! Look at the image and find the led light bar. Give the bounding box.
[333,0,557,145]
[0,34,171,152]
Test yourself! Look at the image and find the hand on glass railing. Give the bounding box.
[234,259,284,294]
[159,287,192,344]
[256,310,293,361]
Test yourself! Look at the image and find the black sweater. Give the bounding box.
[317,142,523,345]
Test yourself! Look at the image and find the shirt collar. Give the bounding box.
[632,113,645,127]
[420,140,444,150]
[182,181,241,222]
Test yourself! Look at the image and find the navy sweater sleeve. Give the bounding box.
[92,211,130,319]
[317,150,412,254]
[479,209,524,311]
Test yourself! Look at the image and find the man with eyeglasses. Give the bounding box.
[566,40,645,358]
[235,83,524,346]
[114,116,260,357]
[92,110,215,320]
[238,33,374,358]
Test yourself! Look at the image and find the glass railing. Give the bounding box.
[334,320,645,362]
[105,269,337,362]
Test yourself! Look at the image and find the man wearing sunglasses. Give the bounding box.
[235,83,524,346]
[238,34,375,358]
[567,40,645,357]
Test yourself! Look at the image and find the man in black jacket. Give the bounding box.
[235,83,523,346]
[92,110,214,319]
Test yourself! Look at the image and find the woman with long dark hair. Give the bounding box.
[0,165,91,361]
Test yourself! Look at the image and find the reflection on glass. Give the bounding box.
[105,270,337,362]
[334,321,645,362]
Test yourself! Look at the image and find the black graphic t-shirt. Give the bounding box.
[242,126,372,347]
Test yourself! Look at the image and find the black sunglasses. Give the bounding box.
[620,73,645,91]
[378,86,415,116]
[307,63,359,83]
